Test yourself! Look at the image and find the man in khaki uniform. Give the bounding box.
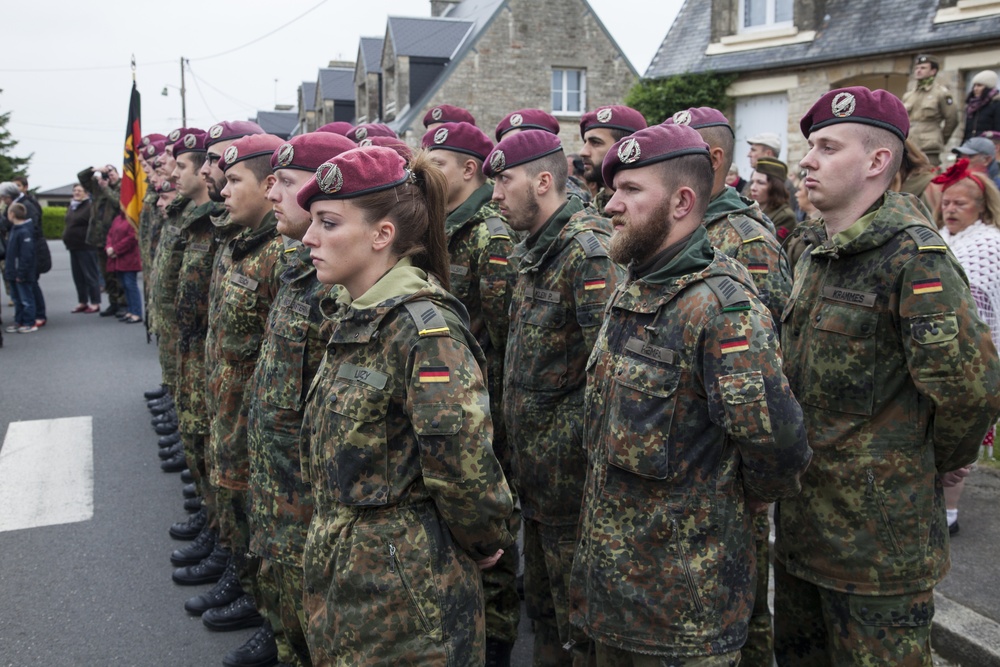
[902,54,959,166]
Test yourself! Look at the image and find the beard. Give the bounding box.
[584,163,605,188]
[609,202,673,266]
[207,175,226,203]
[505,184,542,233]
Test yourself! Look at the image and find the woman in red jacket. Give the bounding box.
[105,214,143,323]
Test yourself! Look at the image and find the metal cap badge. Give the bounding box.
[316,162,344,194]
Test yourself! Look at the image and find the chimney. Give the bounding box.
[430,0,461,17]
[327,60,355,69]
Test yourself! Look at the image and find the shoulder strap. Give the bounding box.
[484,217,510,240]
[574,230,609,258]
[403,299,451,337]
[904,225,948,253]
[728,215,766,244]
[705,275,752,312]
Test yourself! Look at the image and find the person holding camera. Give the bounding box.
[77,165,126,317]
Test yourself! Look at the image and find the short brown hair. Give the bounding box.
[7,202,27,220]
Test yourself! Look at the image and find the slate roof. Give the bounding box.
[386,16,474,59]
[646,0,1000,78]
[37,183,76,197]
[254,110,298,139]
[317,67,355,102]
[360,37,384,74]
[300,81,317,112]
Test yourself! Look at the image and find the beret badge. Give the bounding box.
[511,113,523,127]
[832,92,856,119]
[183,134,197,149]
[431,107,443,121]
[672,110,692,126]
[209,125,223,139]
[316,162,344,194]
[224,145,239,164]
[169,129,181,142]
[617,137,642,164]
[489,150,506,173]
[354,127,368,141]
[276,143,295,168]
[433,128,449,145]
[597,108,613,124]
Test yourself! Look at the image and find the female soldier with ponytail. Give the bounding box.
[297,145,514,665]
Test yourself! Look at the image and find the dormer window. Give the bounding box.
[740,0,793,31]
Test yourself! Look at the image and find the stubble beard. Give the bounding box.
[505,184,542,233]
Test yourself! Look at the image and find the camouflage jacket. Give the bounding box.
[247,243,341,564]
[504,196,623,525]
[205,212,284,491]
[570,225,810,657]
[299,261,513,663]
[150,197,192,387]
[592,187,612,217]
[445,183,516,470]
[173,201,224,434]
[703,187,791,328]
[903,79,959,155]
[77,167,121,247]
[776,191,1000,595]
[137,188,161,277]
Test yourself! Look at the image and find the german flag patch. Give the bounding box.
[488,255,509,266]
[912,278,943,295]
[747,263,769,274]
[584,278,607,291]
[720,336,750,354]
[418,366,451,383]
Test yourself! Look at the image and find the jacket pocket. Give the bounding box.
[411,404,465,484]
[606,358,680,480]
[323,379,391,505]
[509,301,569,390]
[802,303,878,416]
[719,370,773,444]
[909,312,961,381]
[261,314,309,410]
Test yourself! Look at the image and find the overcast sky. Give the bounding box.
[1,0,682,192]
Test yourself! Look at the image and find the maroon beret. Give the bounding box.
[142,133,166,147]
[580,105,647,139]
[422,122,493,161]
[483,130,563,178]
[423,104,476,128]
[662,107,733,135]
[495,109,560,141]
[143,140,167,160]
[317,121,355,136]
[981,130,1000,142]
[270,132,357,172]
[349,123,397,143]
[220,134,285,172]
[800,86,909,142]
[602,123,710,187]
[357,136,414,163]
[172,129,208,157]
[205,120,266,148]
[156,180,176,194]
[296,146,410,209]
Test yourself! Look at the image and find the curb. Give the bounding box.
[933,591,1000,666]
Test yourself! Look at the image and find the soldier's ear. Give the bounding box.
[867,146,895,182]
[463,158,479,181]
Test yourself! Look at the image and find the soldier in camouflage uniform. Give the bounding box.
[484,130,622,665]
[495,109,591,204]
[665,106,792,667]
[902,55,959,167]
[297,145,514,665]
[242,131,356,667]
[775,87,1000,666]
[423,121,521,666]
[201,133,287,662]
[568,122,811,667]
[578,106,646,216]
[138,140,167,333]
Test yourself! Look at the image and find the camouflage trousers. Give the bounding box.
[594,644,741,667]
[257,558,311,667]
[773,559,934,666]
[742,511,773,667]
[524,519,593,666]
[484,494,522,644]
[156,328,179,387]
[180,432,214,524]
[217,487,259,596]
[96,250,124,307]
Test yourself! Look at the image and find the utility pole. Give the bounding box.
[180,57,188,127]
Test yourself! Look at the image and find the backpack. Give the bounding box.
[31,219,52,274]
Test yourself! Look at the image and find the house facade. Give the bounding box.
[648,0,1000,177]
[314,63,357,128]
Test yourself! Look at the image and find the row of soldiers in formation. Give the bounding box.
[134,84,1000,667]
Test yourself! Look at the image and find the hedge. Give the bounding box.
[41,206,67,240]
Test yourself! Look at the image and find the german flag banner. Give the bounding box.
[120,81,146,228]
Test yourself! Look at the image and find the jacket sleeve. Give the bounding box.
[700,300,812,502]
[406,333,514,559]
[17,229,37,282]
[941,91,959,144]
[570,242,623,354]
[475,227,516,356]
[897,252,1000,472]
[112,218,138,256]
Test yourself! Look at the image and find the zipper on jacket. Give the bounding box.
[388,540,433,633]
[672,517,705,614]
[867,468,903,555]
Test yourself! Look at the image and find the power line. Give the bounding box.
[186,69,258,112]
[185,63,217,120]
[191,0,329,61]
[10,120,120,133]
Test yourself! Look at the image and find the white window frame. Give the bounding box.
[552,68,586,116]
[739,0,793,33]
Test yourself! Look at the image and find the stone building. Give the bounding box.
[314,62,357,128]
[354,37,385,125]
[295,81,318,134]
[369,0,637,149]
[648,0,1000,176]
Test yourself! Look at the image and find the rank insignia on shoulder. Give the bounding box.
[403,301,450,336]
[720,336,750,354]
[912,278,943,295]
[488,255,509,266]
[418,366,451,383]
[747,263,769,274]
[485,217,510,240]
[584,278,607,291]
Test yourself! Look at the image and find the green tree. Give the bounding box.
[0,89,32,182]
[624,72,739,126]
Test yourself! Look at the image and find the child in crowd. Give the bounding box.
[3,203,39,333]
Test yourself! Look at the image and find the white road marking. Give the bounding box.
[0,417,94,532]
